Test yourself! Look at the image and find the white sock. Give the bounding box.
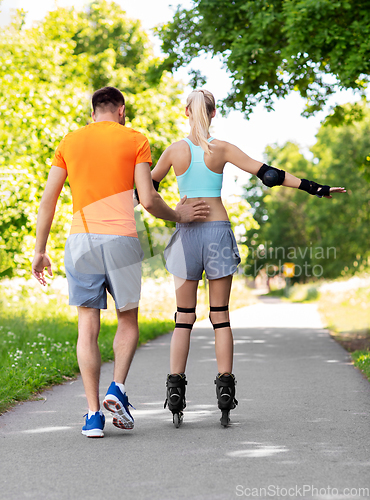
[88,409,102,418]
[115,382,126,395]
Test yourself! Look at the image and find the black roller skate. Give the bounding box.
[164,373,187,428]
[215,373,238,427]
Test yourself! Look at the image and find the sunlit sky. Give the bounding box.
[0,0,366,196]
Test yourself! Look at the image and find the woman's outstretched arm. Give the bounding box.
[225,142,346,198]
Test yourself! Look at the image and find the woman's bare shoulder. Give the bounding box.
[211,137,230,146]
[209,138,230,153]
[171,139,189,149]
[164,139,188,155]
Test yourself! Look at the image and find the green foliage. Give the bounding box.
[0,11,86,276]
[287,284,320,302]
[323,100,368,128]
[310,105,370,274]
[0,1,185,278]
[244,103,370,279]
[157,0,370,116]
[351,350,370,382]
[224,196,259,263]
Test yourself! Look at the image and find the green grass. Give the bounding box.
[0,282,174,415]
[317,283,370,381]
[351,350,370,382]
[317,286,370,335]
[267,283,320,302]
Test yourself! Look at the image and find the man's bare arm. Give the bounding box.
[32,166,67,285]
[134,162,209,222]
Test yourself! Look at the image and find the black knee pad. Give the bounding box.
[174,307,196,329]
[209,305,230,329]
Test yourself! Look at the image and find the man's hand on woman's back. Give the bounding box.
[175,196,209,223]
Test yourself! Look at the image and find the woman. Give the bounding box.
[150,89,345,427]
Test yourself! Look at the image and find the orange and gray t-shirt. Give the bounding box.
[52,121,152,237]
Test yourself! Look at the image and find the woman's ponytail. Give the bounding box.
[186,90,215,155]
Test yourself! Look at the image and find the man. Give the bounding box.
[32,86,209,438]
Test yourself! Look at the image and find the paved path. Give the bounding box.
[1,299,369,500]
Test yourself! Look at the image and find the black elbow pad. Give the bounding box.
[257,164,285,187]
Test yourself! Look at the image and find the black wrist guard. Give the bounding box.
[299,179,330,198]
[134,179,160,204]
[257,163,285,187]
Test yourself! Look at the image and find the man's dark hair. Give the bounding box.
[92,86,125,114]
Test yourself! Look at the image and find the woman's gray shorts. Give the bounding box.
[164,221,241,281]
[65,233,144,310]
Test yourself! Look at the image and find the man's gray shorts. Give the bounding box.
[65,233,144,310]
[164,221,241,280]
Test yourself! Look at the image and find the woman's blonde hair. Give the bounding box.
[186,89,216,154]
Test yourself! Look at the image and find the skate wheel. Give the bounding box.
[220,410,230,427]
[173,412,183,428]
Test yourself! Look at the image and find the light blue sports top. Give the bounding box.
[176,137,223,198]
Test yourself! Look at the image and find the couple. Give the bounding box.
[32,86,345,436]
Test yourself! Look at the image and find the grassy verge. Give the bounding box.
[317,284,370,382]
[0,278,173,415]
[267,282,320,302]
[351,350,370,382]
[351,349,370,383]
[317,286,370,346]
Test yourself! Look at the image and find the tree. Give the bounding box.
[243,142,315,280]
[41,1,186,164]
[243,103,370,280]
[157,0,370,117]
[0,2,186,277]
[0,10,87,277]
[309,103,370,275]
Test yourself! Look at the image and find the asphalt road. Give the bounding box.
[1,298,369,500]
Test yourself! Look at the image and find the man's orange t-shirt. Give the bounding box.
[52,121,152,237]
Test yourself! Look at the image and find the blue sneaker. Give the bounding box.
[103,382,135,430]
[81,411,105,438]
